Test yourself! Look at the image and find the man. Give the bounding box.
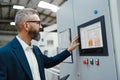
[0,8,79,80]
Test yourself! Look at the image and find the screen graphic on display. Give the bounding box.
[80,22,103,49]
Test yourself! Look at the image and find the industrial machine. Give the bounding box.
[57,0,120,80]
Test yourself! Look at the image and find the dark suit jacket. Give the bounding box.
[0,37,71,80]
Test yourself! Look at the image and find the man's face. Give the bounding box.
[27,14,42,41]
[28,25,40,41]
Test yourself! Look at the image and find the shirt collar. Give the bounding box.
[16,36,33,51]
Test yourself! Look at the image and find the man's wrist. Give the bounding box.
[67,48,72,53]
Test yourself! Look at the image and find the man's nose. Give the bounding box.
[39,24,43,31]
[40,24,42,29]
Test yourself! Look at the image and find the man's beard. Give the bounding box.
[28,29,40,41]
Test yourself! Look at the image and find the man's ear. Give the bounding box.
[23,22,30,31]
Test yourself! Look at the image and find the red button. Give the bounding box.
[83,59,88,65]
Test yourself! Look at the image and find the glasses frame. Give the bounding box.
[26,21,41,25]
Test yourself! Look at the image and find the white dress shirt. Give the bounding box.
[16,36,41,80]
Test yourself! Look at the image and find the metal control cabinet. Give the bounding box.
[57,0,118,80]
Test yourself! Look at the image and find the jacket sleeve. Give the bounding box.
[42,49,71,68]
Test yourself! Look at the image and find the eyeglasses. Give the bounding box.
[26,21,41,25]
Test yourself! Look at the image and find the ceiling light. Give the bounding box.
[10,22,15,25]
[13,5,25,10]
[38,1,59,12]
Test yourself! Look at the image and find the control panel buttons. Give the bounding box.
[82,58,100,66]
[90,58,94,65]
[83,59,88,65]
[95,59,99,65]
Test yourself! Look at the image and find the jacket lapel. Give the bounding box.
[33,46,46,80]
[11,37,33,80]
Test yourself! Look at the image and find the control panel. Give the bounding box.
[57,0,118,80]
